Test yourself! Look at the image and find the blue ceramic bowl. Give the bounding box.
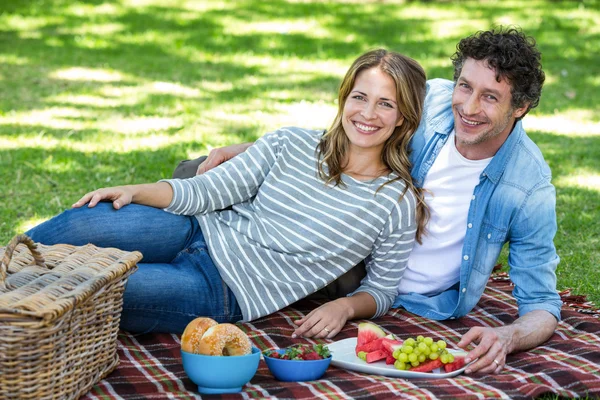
[263,349,332,382]
[181,347,260,394]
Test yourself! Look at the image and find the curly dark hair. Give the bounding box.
[451,27,545,120]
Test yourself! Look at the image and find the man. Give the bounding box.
[188,27,561,375]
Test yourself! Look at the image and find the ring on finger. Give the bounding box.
[323,327,331,333]
[493,359,501,367]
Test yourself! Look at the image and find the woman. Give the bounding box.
[27,49,427,338]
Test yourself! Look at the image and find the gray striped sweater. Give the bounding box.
[163,127,417,321]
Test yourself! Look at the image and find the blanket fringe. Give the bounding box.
[490,264,599,318]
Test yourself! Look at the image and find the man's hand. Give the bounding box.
[196,143,253,175]
[457,309,557,374]
[458,325,513,374]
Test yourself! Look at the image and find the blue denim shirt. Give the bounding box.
[392,79,562,321]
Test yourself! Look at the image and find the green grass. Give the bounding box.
[1,0,598,304]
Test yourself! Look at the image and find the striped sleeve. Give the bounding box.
[352,189,418,317]
[161,131,283,215]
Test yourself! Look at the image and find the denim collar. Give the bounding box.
[483,121,524,184]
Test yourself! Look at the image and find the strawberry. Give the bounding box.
[302,351,322,360]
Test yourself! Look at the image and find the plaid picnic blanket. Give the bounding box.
[83,279,600,400]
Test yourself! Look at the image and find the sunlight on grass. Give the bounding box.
[66,2,123,16]
[225,19,331,38]
[98,116,183,135]
[432,20,487,39]
[150,82,201,97]
[0,54,29,65]
[17,217,49,235]
[0,133,186,153]
[101,81,202,99]
[119,31,189,48]
[556,174,600,192]
[1,15,64,31]
[58,23,125,36]
[526,112,600,136]
[230,55,347,79]
[47,94,138,108]
[50,67,129,82]
[123,0,230,12]
[0,108,93,130]
[207,100,336,132]
[47,80,201,110]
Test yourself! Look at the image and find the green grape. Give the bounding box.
[416,335,425,343]
[398,353,408,362]
[413,347,421,356]
[408,353,418,363]
[447,354,455,363]
[358,351,367,361]
[418,342,428,352]
[402,345,413,354]
[437,340,447,350]
[423,347,431,356]
[429,352,439,360]
[411,360,420,367]
[418,354,426,363]
[394,360,406,370]
[392,349,402,359]
[405,338,416,347]
[424,337,434,346]
[430,344,439,353]
[440,354,450,364]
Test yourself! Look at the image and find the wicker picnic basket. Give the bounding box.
[0,234,142,400]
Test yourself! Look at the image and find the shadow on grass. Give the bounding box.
[1,0,597,118]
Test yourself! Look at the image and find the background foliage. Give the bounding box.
[1,0,598,302]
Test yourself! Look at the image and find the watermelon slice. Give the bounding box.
[380,337,403,354]
[410,359,443,373]
[356,322,386,347]
[385,354,395,365]
[356,337,385,353]
[443,352,467,373]
[365,349,387,363]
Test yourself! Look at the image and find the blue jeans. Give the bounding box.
[26,203,242,333]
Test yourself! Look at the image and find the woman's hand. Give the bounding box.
[292,299,352,339]
[72,186,135,209]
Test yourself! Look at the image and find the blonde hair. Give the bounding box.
[316,48,429,242]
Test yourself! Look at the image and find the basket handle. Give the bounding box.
[1,234,47,286]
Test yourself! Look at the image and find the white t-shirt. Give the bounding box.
[398,131,492,296]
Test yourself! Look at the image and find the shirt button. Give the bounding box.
[462,288,466,293]
[463,255,469,261]
[450,317,456,320]
[467,223,472,228]
[487,233,492,239]
[471,195,476,200]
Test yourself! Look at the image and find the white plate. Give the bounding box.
[328,337,470,379]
